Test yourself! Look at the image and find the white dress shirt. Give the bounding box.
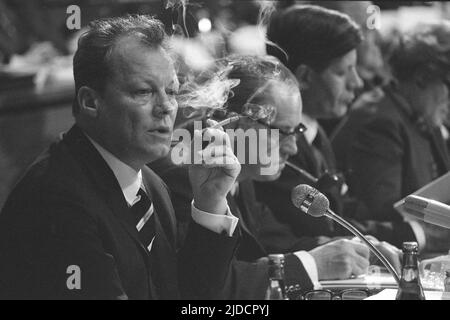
[86,135,239,237]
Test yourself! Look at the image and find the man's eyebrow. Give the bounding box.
[130,76,156,85]
[131,74,179,89]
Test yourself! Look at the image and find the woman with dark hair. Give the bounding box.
[334,21,450,252]
[254,5,418,249]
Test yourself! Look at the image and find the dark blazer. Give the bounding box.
[254,109,418,248]
[333,85,450,223]
[0,125,238,300]
[151,157,314,300]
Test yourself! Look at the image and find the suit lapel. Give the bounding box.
[141,169,178,299]
[430,127,450,173]
[141,168,177,246]
[294,134,321,177]
[62,126,155,296]
[315,126,338,173]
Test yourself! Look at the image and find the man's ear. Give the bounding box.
[294,64,314,90]
[77,86,101,118]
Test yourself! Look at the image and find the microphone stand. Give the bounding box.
[324,208,401,285]
[287,160,402,285]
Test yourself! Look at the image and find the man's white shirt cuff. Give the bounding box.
[294,251,321,289]
[191,200,239,237]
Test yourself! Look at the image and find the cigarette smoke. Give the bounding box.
[177,64,241,120]
[255,1,289,63]
[166,0,286,126]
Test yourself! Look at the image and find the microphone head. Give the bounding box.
[291,184,330,217]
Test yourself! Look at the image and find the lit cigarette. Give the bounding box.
[208,115,241,129]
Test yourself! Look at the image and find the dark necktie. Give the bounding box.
[311,132,329,175]
[130,188,155,252]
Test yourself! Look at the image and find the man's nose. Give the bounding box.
[281,135,298,157]
[349,69,364,91]
[153,92,176,118]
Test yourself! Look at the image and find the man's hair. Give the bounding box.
[72,15,168,114]
[389,21,450,84]
[266,5,363,73]
[223,54,298,117]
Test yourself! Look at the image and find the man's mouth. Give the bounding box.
[149,126,171,134]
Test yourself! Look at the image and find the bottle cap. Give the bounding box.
[402,242,419,252]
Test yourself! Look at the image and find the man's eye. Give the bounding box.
[166,89,178,96]
[134,89,154,95]
[335,70,346,77]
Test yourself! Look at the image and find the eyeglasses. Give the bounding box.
[294,289,370,300]
[209,103,307,140]
[240,103,307,139]
[254,119,307,141]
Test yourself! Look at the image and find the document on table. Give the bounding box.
[320,272,397,289]
[394,171,450,220]
[365,289,450,300]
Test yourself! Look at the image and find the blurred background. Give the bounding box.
[1,0,450,209]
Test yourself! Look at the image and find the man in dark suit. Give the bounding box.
[0,15,241,299]
[152,54,373,299]
[333,22,450,252]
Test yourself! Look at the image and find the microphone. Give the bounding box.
[403,195,450,229]
[291,184,401,285]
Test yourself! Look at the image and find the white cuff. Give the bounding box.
[294,251,321,289]
[191,200,239,237]
[408,220,426,251]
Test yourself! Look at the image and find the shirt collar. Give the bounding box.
[302,113,319,145]
[85,134,142,206]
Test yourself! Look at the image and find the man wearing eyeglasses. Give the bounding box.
[151,55,373,299]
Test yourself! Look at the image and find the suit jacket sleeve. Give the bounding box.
[156,164,314,299]
[143,167,239,300]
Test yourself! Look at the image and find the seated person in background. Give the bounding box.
[0,15,240,300]
[254,5,418,249]
[333,21,450,253]
[310,1,389,139]
[151,54,396,299]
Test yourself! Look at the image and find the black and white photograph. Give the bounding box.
[1,0,450,304]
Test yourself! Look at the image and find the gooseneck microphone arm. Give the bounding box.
[323,208,401,285]
[293,184,401,285]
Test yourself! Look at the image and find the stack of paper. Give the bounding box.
[394,171,450,221]
[365,289,450,300]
